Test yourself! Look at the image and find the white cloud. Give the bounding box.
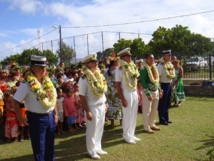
[1,0,214,60]
[9,0,41,13]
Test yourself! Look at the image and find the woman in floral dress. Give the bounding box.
[171,58,185,106]
[104,56,122,127]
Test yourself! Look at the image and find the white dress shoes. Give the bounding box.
[132,136,141,141]
[89,151,100,160]
[124,138,136,144]
[96,150,108,155]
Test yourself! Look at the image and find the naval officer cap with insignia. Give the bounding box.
[117,47,132,58]
[30,55,47,67]
[162,49,172,55]
[82,53,98,64]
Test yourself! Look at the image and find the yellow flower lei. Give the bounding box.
[119,60,139,91]
[160,57,175,79]
[82,66,107,98]
[26,71,56,109]
[143,62,159,85]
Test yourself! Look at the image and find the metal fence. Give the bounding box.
[176,54,214,80]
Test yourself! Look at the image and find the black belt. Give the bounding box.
[149,89,157,92]
[27,111,53,116]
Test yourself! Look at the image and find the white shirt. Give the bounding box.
[157,63,172,83]
[13,82,55,113]
[56,97,64,113]
[78,77,106,107]
[64,77,74,83]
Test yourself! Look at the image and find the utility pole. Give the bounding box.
[53,25,63,63]
[59,25,63,63]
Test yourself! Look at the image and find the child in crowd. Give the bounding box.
[0,89,4,142]
[0,89,4,124]
[57,77,64,88]
[16,81,29,142]
[73,82,84,128]
[63,87,78,132]
[56,88,65,134]
[4,91,19,142]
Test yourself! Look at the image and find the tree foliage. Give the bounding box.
[148,24,214,58]
[113,38,132,53]
[56,42,75,65]
[0,48,58,67]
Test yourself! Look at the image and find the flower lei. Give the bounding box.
[143,62,159,86]
[82,66,107,98]
[26,71,56,109]
[119,60,139,90]
[160,57,175,79]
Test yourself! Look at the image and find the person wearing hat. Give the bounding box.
[139,53,163,134]
[157,50,175,125]
[12,55,57,161]
[79,53,108,159]
[115,47,140,144]
[136,59,144,71]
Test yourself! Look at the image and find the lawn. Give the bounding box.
[0,96,214,161]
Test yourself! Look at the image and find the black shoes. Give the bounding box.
[159,122,168,125]
[159,121,172,125]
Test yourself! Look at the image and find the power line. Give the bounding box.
[0,28,57,53]
[62,9,214,29]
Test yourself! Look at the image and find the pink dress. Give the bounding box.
[63,95,76,118]
[74,93,84,124]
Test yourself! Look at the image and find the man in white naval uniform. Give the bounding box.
[79,53,108,159]
[115,47,141,144]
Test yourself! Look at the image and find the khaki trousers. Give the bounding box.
[142,90,159,130]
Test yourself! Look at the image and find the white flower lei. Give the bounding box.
[82,66,107,98]
[143,62,159,85]
[26,71,57,109]
[119,60,139,90]
[160,57,175,79]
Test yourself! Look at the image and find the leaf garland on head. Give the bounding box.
[26,70,57,109]
[82,65,107,98]
[160,57,175,79]
[119,60,139,90]
[143,61,159,87]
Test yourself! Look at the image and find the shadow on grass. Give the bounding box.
[54,124,128,160]
[1,155,34,161]
[195,135,214,161]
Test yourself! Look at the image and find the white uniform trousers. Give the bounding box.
[85,103,105,154]
[142,90,159,130]
[122,89,138,140]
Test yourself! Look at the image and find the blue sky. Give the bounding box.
[0,0,214,61]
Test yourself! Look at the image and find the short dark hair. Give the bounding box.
[144,53,153,59]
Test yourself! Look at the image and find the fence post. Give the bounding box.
[209,53,212,80]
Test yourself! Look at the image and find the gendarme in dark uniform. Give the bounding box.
[13,55,57,161]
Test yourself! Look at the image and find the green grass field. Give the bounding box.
[0,96,214,161]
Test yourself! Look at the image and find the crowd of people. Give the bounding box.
[0,48,185,160]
